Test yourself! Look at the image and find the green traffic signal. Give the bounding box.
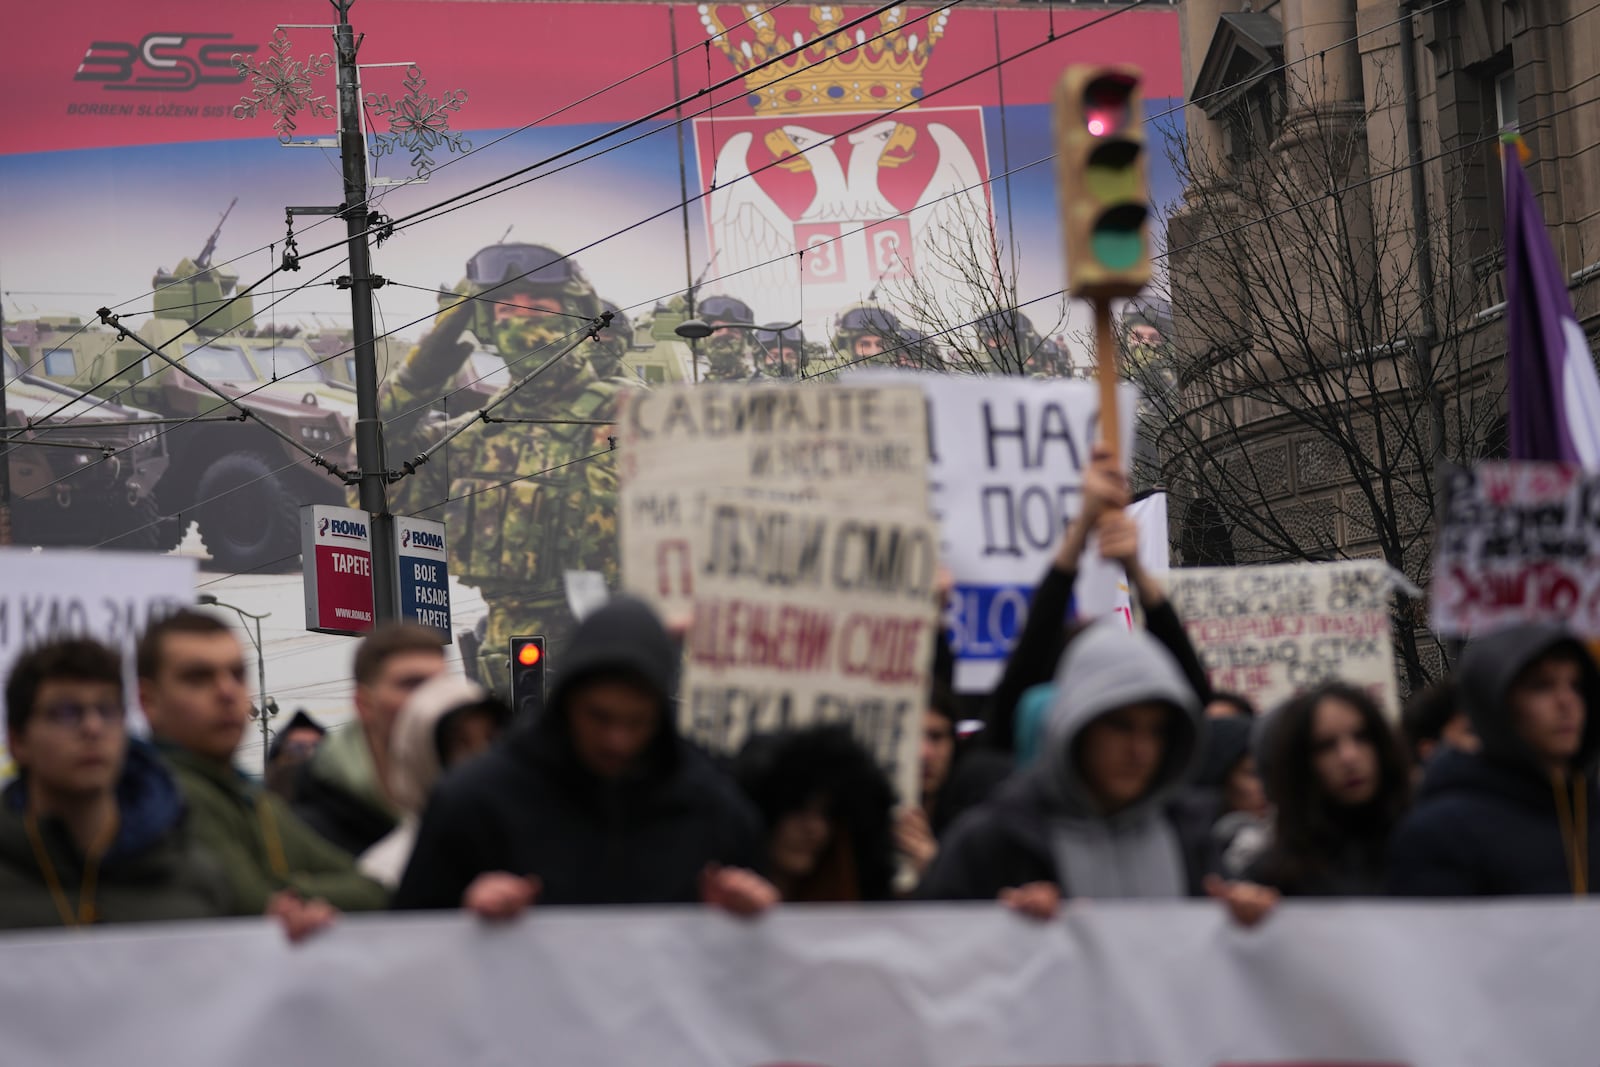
[1092,205,1150,269]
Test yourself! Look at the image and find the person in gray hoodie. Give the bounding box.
[919,620,1202,907]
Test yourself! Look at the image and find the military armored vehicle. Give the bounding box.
[12,215,355,573]
[2,339,170,550]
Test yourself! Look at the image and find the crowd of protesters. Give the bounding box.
[1,448,1595,937]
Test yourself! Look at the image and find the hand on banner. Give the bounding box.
[894,808,939,879]
[1205,875,1279,928]
[463,872,542,921]
[999,881,1061,921]
[700,864,780,917]
[265,890,339,944]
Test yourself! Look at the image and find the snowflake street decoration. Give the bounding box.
[366,65,471,179]
[233,29,334,143]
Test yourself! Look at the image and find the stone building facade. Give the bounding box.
[1156,0,1599,684]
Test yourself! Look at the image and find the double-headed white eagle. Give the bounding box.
[707,117,987,323]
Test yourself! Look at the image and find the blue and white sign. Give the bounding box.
[395,516,452,641]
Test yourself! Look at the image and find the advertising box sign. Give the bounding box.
[302,505,375,636]
[395,516,452,640]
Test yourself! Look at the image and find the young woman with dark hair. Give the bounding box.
[1247,682,1412,896]
[733,725,898,902]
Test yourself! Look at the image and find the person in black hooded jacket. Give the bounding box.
[1389,622,1600,896]
[734,725,897,902]
[393,595,773,914]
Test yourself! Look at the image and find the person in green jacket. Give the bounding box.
[0,638,232,929]
[291,623,446,856]
[136,610,388,917]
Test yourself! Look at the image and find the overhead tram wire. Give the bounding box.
[80,1,799,330]
[5,259,352,499]
[75,0,910,349]
[67,0,1109,448]
[66,0,1523,556]
[62,12,1587,479]
[24,0,971,432]
[76,313,599,553]
[2,257,347,464]
[85,52,1571,554]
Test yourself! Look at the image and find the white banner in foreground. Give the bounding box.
[2,903,1596,1067]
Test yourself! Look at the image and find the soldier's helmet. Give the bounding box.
[895,326,942,368]
[752,322,806,377]
[464,243,602,320]
[697,294,754,325]
[752,322,805,350]
[832,302,901,360]
[974,309,1039,352]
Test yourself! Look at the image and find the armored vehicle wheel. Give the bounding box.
[194,452,301,573]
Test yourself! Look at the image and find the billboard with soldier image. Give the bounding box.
[0,0,1182,703]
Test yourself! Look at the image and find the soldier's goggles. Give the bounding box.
[467,244,583,287]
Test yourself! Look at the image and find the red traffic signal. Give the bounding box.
[509,636,546,721]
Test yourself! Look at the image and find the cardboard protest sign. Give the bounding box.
[0,550,196,752]
[1432,461,1600,637]
[681,499,940,803]
[852,371,1142,693]
[1166,560,1399,715]
[617,383,930,620]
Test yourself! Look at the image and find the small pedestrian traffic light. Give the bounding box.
[509,635,546,721]
[1055,64,1151,299]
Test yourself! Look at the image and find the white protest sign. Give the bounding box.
[681,498,940,803]
[1166,560,1399,714]
[617,383,930,620]
[1431,461,1600,636]
[0,549,196,749]
[563,570,610,623]
[853,370,1142,692]
[3,903,1598,1067]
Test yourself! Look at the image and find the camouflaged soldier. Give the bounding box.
[380,243,622,694]
[751,322,805,379]
[974,309,1069,376]
[831,302,921,369]
[697,294,755,382]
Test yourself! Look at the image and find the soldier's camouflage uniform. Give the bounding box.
[381,297,620,695]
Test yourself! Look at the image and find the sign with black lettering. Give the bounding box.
[617,383,930,621]
[682,499,940,802]
[301,505,375,637]
[0,549,195,751]
[853,371,1141,693]
[1165,561,1400,716]
[1431,461,1600,637]
[394,516,452,640]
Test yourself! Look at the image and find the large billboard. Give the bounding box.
[0,1,1183,731]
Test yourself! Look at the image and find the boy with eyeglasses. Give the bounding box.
[0,638,231,928]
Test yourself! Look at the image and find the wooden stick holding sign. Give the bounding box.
[1054,63,1152,463]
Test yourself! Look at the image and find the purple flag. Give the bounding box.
[1504,143,1600,464]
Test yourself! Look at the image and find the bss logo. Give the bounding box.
[75,32,257,92]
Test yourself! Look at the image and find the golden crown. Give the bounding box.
[699,4,947,115]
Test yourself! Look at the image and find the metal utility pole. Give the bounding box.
[332,0,397,624]
[0,304,12,547]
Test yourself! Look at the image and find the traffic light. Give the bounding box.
[509,636,546,721]
[1055,65,1151,299]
